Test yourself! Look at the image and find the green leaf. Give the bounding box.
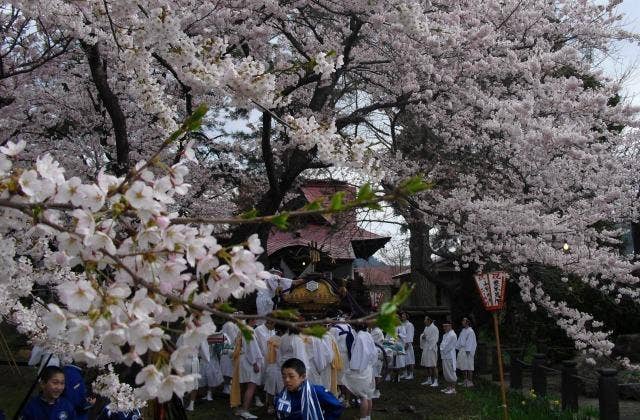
[183,103,209,131]
[270,213,289,230]
[271,309,301,320]
[303,199,323,212]
[215,302,236,313]
[239,323,254,341]
[375,283,414,336]
[400,176,431,195]
[302,325,327,338]
[240,208,259,220]
[390,282,414,306]
[329,191,346,211]
[356,183,376,203]
[376,311,400,337]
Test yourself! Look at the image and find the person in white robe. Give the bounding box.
[232,322,264,419]
[419,316,440,387]
[456,317,477,387]
[278,330,310,371]
[329,318,355,404]
[369,324,385,382]
[320,329,341,394]
[389,324,407,382]
[400,312,416,380]
[176,336,210,411]
[264,325,285,415]
[220,320,240,395]
[200,332,225,400]
[255,269,301,323]
[302,333,332,390]
[253,320,275,407]
[343,327,378,420]
[440,322,458,394]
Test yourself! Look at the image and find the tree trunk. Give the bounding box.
[408,219,437,307]
[632,222,640,256]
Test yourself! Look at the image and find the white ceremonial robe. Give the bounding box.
[177,338,210,391]
[256,274,294,322]
[220,321,240,378]
[28,345,60,373]
[456,327,477,371]
[320,333,338,389]
[330,323,355,385]
[303,335,331,386]
[279,333,310,369]
[264,335,284,395]
[402,320,416,365]
[343,331,378,400]
[393,325,408,369]
[370,327,384,345]
[200,337,224,388]
[440,330,458,383]
[239,329,264,385]
[369,327,385,377]
[419,323,439,367]
[254,324,275,383]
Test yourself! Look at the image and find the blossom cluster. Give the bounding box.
[0,140,268,403]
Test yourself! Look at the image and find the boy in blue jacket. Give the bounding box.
[20,365,76,420]
[275,358,343,420]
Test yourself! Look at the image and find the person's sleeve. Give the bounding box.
[407,324,415,342]
[349,334,365,370]
[397,326,407,342]
[200,340,211,363]
[246,337,263,365]
[455,332,463,350]
[279,276,293,290]
[468,330,477,353]
[314,385,344,420]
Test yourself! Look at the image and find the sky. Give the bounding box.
[600,0,640,105]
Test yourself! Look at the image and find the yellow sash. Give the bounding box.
[230,334,242,408]
[329,340,343,396]
[266,337,280,365]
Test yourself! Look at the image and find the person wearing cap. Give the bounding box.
[419,316,439,387]
[456,317,477,387]
[439,322,458,394]
[256,268,302,324]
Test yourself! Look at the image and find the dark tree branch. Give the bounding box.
[261,112,279,196]
[1,37,72,80]
[152,52,192,115]
[335,95,419,130]
[309,14,363,112]
[82,41,129,176]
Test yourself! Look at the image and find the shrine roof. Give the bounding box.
[267,223,389,260]
[267,180,390,260]
[356,266,407,286]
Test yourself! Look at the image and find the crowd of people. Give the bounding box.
[17,269,478,420]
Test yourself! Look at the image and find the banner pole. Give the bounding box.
[492,311,509,420]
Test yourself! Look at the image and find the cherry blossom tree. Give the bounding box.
[1,0,640,412]
[381,0,640,365]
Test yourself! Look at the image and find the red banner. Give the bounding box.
[474,271,508,311]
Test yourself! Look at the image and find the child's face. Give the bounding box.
[282,367,305,392]
[42,373,65,401]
